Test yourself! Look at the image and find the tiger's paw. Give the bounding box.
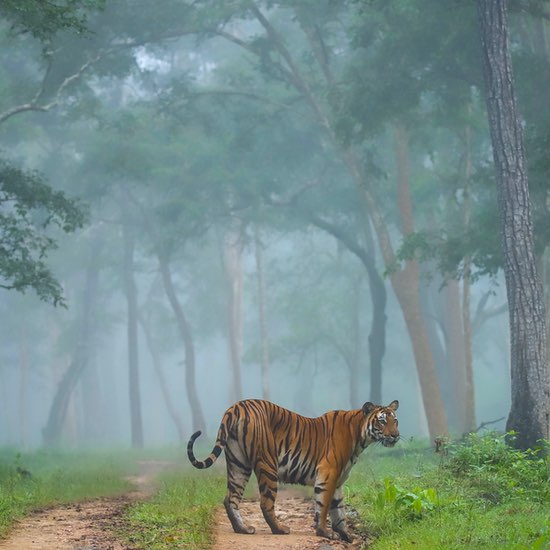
[236,524,256,535]
[334,528,353,543]
[271,523,290,535]
[316,526,335,540]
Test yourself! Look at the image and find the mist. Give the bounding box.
[1,0,542,451]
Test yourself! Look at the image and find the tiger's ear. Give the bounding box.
[362,402,376,415]
[387,400,399,411]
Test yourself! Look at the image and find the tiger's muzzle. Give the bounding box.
[381,434,400,447]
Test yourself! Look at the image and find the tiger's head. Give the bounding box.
[362,400,400,447]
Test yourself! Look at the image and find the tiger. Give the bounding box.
[187,398,399,542]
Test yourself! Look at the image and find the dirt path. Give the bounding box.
[0,459,171,550]
[0,463,370,549]
[213,488,370,550]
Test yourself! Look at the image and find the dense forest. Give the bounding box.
[0,0,549,452]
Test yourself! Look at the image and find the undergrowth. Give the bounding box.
[348,432,549,549]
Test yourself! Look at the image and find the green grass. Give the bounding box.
[121,468,225,550]
[0,448,136,538]
[347,434,550,549]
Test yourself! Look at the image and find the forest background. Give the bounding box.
[1,0,549,451]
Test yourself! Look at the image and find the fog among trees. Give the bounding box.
[1,0,549,450]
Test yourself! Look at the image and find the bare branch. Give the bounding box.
[472,416,506,433]
[0,51,104,125]
[472,291,508,332]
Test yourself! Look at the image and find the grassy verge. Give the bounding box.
[121,468,225,550]
[347,433,550,549]
[0,448,136,538]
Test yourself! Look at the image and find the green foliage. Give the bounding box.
[445,432,549,504]
[0,448,133,537]
[0,158,85,305]
[347,435,550,548]
[0,0,105,41]
[376,478,438,518]
[122,470,225,549]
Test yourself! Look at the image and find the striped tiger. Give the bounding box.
[187,398,399,541]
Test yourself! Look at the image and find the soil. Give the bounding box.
[0,463,371,549]
[0,459,171,550]
[213,487,371,550]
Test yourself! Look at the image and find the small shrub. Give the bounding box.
[375,478,438,517]
[445,432,549,503]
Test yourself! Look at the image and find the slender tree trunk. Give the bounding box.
[311,213,387,405]
[360,218,386,405]
[18,333,28,448]
[462,119,476,433]
[80,243,103,443]
[254,225,271,401]
[349,276,362,408]
[42,238,101,447]
[443,280,468,433]
[420,270,450,401]
[478,0,550,448]
[388,126,448,437]
[122,222,144,448]
[223,223,244,403]
[139,312,186,442]
[158,253,206,435]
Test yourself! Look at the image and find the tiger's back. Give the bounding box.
[187,398,400,541]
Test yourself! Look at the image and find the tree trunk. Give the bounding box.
[349,275,362,408]
[223,222,244,403]
[360,218,386,405]
[420,271,450,403]
[42,238,101,447]
[478,0,550,448]
[139,312,186,442]
[122,221,144,449]
[310,214,387,405]
[443,279,468,433]
[462,119,476,433]
[158,253,206,435]
[387,126,448,438]
[254,225,271,401]
[18,332,28,448]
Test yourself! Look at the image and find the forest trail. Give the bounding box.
[213,487,369,550]
[0,459,172,550]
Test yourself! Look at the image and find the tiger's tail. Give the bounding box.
[187,418,229,469]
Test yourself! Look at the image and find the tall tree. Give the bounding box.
[477,0,550,448]
[121,211,144,448]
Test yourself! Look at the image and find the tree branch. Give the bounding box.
[0,27,202,126]
[472,291,508,331]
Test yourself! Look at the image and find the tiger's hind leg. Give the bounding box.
[255,460,290,535]
[224,441,255,534]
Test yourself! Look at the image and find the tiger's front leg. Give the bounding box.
[314,469,338,540]
[314,470,353,542]
[329,487,352,542]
